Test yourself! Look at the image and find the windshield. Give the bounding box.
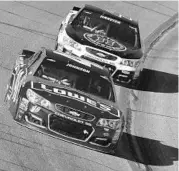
[34,58,115,102]
[71,9,140,48]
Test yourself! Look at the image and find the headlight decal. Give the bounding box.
[96,118,122,130]
[120,59,140,68]
[26,89,41,104]
[26,89,50,109]
[19,98,29,111]
[63,35,82,51]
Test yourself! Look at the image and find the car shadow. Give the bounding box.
[111,133,178,166]
[117,68,178,93]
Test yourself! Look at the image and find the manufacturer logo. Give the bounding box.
[84,33,126,52]
[96,52,106,58]
[69,110,80,117]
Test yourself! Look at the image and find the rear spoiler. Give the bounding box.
[72,6,81,11]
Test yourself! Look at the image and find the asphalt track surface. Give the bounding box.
[0,1,178,171]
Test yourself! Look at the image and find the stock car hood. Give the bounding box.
[22,78,120,119]
[66,25,143,59]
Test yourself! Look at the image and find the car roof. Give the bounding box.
[44,49,111,77]
[83,4,138,27]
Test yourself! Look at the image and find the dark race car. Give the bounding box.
[55,5,144,86]
[4,48,125,154]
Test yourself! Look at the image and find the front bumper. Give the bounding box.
[14,101,123,154]
[56,43,138,85]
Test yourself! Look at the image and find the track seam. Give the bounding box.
[122,1,172,17]
[0,8,48,26]
[130,109,178,119]
[15,2,64,18]
[0,21,56,40]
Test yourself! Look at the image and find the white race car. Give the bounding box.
[55,5,144,86]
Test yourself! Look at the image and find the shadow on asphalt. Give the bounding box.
[118,68,178,93]
[113,133,178,166]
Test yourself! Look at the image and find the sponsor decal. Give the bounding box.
[84,33,126,52]
[71,57,91,67]
[100,15,121,25]
[85,54,113,65]
[32,82,112,112]
[66,63,90,73]
[56,112,84,124]
[56,112,91,126]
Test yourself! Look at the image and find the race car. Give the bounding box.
[4,48,125,154]
[55,4,144,85]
